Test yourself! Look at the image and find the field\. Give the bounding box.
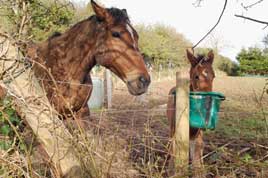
[0,70,267,178]
[88,72,268,177]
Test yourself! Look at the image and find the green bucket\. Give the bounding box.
[189,92,225,129]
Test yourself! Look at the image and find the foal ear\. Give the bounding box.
[206,50,214,64]
[91,0,112,23]
[186,48,198,66]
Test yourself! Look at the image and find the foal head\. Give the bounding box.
[186,49,215,92]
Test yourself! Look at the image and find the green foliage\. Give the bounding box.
[236,47,268,76]
[0,98,21,151]
[0,0,75,41]
[136,24,191,68]
[0,100,21,133]
[217,55,240,76]
[30,0,74,41]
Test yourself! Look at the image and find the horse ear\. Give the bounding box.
[206,50,214,64]
[91,0,112,23]
[122,9,127,16]
[186,48,198,66]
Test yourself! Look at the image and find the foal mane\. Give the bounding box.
[196,54,207,65]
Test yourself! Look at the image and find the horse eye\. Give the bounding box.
[112,32,121,38]
[195,75,199,80]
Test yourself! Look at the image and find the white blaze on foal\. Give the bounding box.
[202,69,208,77]
[126,24,137,49]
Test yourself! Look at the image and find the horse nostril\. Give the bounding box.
[139,76,150,87]
[139,76,149,86]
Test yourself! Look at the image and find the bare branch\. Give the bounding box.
[235,14,268,27]
[241,0,264,11]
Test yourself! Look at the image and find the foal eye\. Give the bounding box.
[112,31,121,38]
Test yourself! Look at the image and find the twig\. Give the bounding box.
[0,157,31,178]
[0,38,10,58]
[256,153,268,162]
[0,32,9,38]
[235,14,268,26]
[192,0,228,49]
[262,25,268,30]
[252,142,268,150]
[202,140,235,159]
[238,147,251,155]
[192,0,204,7]
[241,0,264,11]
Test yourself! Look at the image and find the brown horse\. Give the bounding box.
[27,0,150,127]
[167,49,215,175]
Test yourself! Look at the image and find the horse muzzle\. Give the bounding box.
[126,75,150,95]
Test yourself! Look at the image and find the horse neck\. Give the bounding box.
[40,17,102,80]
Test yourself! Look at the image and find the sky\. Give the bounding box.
[74,0,268,61]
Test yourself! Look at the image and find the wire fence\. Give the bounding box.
[1,28,268,178]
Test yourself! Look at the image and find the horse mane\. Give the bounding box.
[45,7,131,54]
[106,7,130,24]
[49,32,62,40]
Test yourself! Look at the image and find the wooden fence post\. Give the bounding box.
[0,35,87,177]
[2,71,87,178]
[169,71,190,177]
